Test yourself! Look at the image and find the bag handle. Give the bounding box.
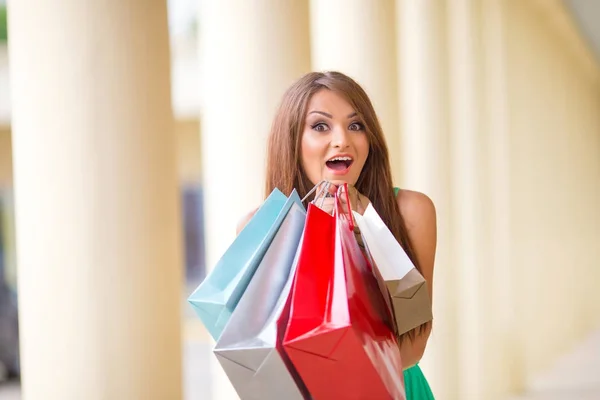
[334,183,355,231]
[302,181,356,231]
[318,182,333,208]
[303,180,334,210]
[301,179,327,203]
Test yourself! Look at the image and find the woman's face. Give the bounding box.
[301,89,369,187]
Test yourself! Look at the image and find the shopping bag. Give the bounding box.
[353,204,433,335]
[283,187,405,400]
[213,191,309,400]
[188,188,296,340]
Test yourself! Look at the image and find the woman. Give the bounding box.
[238,71,437,399]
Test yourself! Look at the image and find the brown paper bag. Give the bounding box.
[354,206,433,335]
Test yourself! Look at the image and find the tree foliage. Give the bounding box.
[0,5,7,42]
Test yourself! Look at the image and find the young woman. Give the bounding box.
[237,71,437,399]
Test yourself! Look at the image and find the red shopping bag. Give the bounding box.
[282,186,405,400]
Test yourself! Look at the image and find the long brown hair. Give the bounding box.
[265,71,427,340]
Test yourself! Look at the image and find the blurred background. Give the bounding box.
[0,0,599,399]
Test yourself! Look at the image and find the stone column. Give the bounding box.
[197,1,311,398]
[310,0,401,180]
[396,0,456,398]
[447,0,488,398]
[8,1,183,399]
[480,0,520,396]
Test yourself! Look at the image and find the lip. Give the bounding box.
[325,153,354,175]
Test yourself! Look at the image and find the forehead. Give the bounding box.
[307,89,355,115]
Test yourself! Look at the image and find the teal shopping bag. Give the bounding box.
[188,188,304,340]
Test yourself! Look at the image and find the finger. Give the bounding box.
[335,188,350,211]
[315,197,335,213]
[327,183,338,196]
[314,181,330,199]
[337,184,357,211]
[337,182,355,198]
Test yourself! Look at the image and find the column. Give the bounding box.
[8,1,183,399]
[480,0,521,395]
[396,0,456,398]
[447,0,492,398]
[198,1,311,399]
[309,0,401,181]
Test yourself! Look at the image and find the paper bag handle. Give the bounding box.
[301,179,330,203]
[334,183,355,231]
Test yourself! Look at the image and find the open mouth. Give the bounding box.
[326,156,354,172]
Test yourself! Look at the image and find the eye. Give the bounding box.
[349,122,365,131]
[311,122,329,132]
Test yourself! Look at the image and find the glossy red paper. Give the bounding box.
[282,199,406,400]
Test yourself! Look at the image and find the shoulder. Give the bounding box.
[236,207,259,235]
[395,189,437,231]
[395,189,437,276]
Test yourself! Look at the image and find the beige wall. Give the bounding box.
[0,125,15,290]
[175,119,202,185]
[0,125,12,187]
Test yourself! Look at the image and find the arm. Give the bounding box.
[396,189,437,369]
[236,208,258,236]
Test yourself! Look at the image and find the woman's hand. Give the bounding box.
[312,182,371,256]
[313,182,370,217]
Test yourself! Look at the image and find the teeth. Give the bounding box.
[329,156,353,162]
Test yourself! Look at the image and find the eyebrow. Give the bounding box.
[308,111,358,119]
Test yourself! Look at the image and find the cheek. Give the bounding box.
[301,133,326,166]
[354,134,370,161]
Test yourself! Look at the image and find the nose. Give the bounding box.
[330,126,350,149]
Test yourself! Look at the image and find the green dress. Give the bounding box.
[394,187,435,399]
[404,363,434,399]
